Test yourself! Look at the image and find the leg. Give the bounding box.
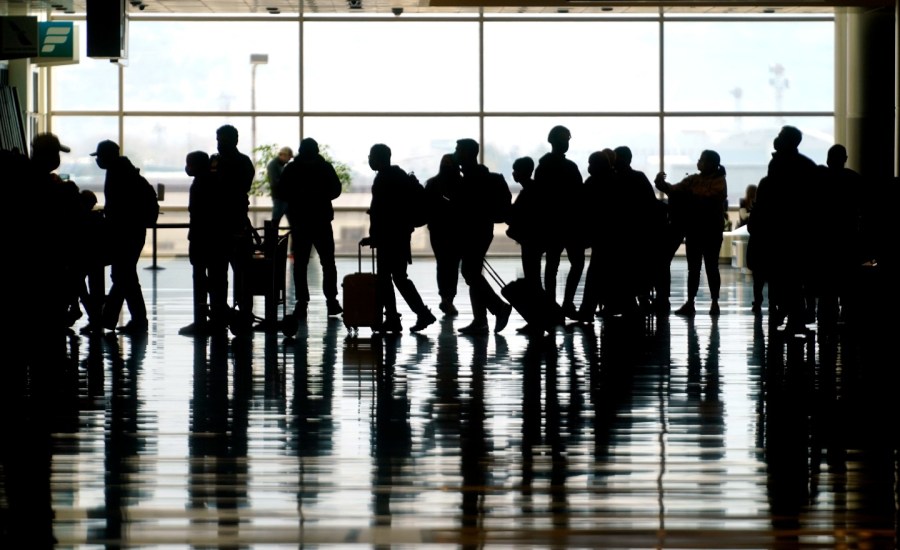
[313,223,341,313]
[562,243,585,316]
[701,234,723,314]
[543,242,562,303]
[290,229,314,308]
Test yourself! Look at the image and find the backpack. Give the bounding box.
[406,172,430,229]
[137,174,160,227]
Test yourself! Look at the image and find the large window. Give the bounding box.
[48,12,835,217]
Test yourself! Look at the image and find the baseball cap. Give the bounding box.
[31,133,71,154]
[90,140,120,158]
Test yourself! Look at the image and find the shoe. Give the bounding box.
[562,302,578,320]
[410,309,437,332]
[458,322,489,336]
[674,302,695,316]
[515,324,532,334]
[117,320,148,335]
[439,300,458,317]
[179,322,208,337]
[494,302,513,333]
[379,314,402,334]
[709,301,720,316]
[327,300,343,316]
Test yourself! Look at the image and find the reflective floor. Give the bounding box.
[2,257,898,549]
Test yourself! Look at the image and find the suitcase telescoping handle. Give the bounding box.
[482,258,506,290]
[359,239,375,273]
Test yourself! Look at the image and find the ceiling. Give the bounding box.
[0,0,890,15]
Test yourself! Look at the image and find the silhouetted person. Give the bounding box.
[276,137,343,319]
[74,189,107,335]
[814,144,863,325]
[750,125,818,332]
[655,149,728,316]
[180,150,231,336]
[361,143,437,333]
[424,153,464,317]
[506,156,550,333]
[534,125,585,319]
[740,182,767,314]
[607,145,658,316]
[209,124,256,335]
[268,145,293,229]
[452,138,513,336]
[93,139,150,335]
[576,149,617,323]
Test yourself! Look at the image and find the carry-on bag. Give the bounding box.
[342,241,379,333]
[483,259,564,334]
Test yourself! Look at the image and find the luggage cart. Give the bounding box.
[247,220,296,337]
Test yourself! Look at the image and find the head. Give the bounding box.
[79,189,98,211]
[277,146,294,164]
[215,124,239,154]
[587,150,613,177]
[368,143,391,171]
[91,139,120,170]
[744,183,758,203]
[454,138,480,168]
[613,146,632,169]
[185,150,210,177]
[30,132,70,173]
[512,156,534,184]
[438,153,458,176]
[773,125,802,153]
[548,125,571,154]
[298,137,320,159]
[827,144,848,169]
[697,149,721,174]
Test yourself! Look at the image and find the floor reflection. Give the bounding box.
[0,257,897,548]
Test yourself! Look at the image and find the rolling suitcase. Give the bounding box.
[342,241,379,334]
[483,259,564,334]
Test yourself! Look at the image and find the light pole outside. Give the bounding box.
[250,53,269,164]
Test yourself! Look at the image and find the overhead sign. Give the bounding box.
[34,22,79,66]
[0,16,38,60]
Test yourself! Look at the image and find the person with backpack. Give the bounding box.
[276,137,344,320]
[360,143,437,333]
[452,138,513,336]
[92,139,154,335]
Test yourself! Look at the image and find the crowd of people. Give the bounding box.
[3,123,888,341]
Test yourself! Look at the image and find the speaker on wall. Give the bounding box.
[86,0,127,59]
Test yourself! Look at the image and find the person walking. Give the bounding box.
[534,125,585,320]
[655,149,728,316]
[268,146,293,229]
[424,153,464,317]
[453,138,513,336]
[276,137,344,319]
[93,140,153,335]
[361,143,437,333]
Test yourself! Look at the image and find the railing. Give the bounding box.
[144,204,745,265]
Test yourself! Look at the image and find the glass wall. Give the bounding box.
[47,12,834,254]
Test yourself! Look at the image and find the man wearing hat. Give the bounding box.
[22,133,81,333]
[92,139,151,335]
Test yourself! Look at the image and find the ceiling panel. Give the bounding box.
[3,0,889,15]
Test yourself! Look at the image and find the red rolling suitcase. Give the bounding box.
[342,242,379,334]
[483,259,564,334]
